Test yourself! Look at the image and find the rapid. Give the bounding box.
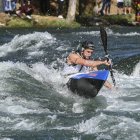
[0,27,140,140]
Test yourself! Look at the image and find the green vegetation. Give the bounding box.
[5,16,80,28]
[33,18,80,28]
[7,17,33,28]
[103,14,135,25]
[76,14,136,27]
[0,0,139,28]
[0,13,137,28]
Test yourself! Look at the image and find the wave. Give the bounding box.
[75,29,140,37]
[0,32,56,57]
[114,55,140,75]
[132,62,140,77]
[0,60,139,137]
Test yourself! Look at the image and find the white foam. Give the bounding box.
[75,31,99,36]
[74,29,140,37]
[31,62,71,97]
[13,119,37,130]
[97,68,140,117]
[0,32,56,57]
[115,32,140,36]
[0,96,51,115]
[0,117,15,130]
[0,61,71,99]
[72,103,84,113]
[75,113,106,134]
[74,113,140,138]
[0,61,139,114]
[48,115,57,123]
[132,62,140,77]
[0,138,14,140]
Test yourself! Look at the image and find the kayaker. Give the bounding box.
[63,41,112,89]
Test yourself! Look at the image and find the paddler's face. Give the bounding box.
[82,49,93,59]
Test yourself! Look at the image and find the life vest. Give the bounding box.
[62,51,91,76]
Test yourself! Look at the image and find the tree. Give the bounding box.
[0,0,3,12]
[66,0,77,22]
[39,0,50,15]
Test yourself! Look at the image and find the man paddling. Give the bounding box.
[63,41,112,90]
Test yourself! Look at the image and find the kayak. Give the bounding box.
[67,70,109,98]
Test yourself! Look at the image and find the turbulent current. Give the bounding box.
[0,27,140,140]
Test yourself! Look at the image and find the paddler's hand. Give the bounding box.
[102,60,111,66]
[104,81,112,89]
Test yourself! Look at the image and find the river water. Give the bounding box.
[0,27,140,140]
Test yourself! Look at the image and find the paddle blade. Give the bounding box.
[100,27,108,55]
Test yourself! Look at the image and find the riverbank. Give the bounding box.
[0,13,80,28]
[0,12,139,28]
[77,14,140,26]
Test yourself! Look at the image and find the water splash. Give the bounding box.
[75,29,140,37]
[0,32,56,57]
[132,62,140,77]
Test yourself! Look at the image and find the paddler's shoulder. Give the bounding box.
[68,52,81,59]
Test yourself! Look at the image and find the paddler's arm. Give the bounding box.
[91,66,113,89]
[68,53,110,67]
[91,66,98,71]
[90,66,113,89]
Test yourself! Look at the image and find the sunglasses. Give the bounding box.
[86,50,94,54]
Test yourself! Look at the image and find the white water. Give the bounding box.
[0,32,56,57]
[0,60,139,129]
[0,29,140,139]
[75,28,140,37]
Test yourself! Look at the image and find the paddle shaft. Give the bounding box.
[100,27,116,86]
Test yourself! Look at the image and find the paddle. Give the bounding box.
[100,26,116,86]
